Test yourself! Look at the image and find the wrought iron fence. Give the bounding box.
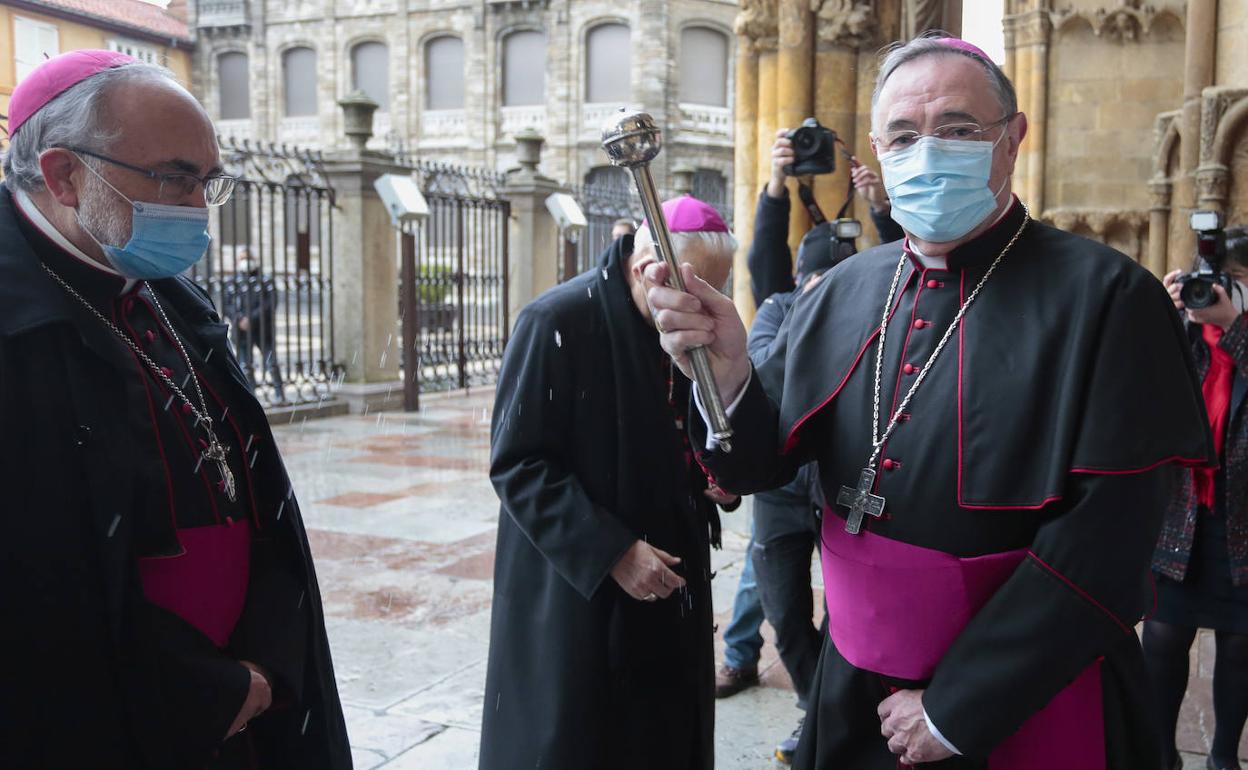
[190,137,342,407]
[571,181,644,278]
[392,149,511,394]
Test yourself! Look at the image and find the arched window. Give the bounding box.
[584,166,631,194]
[282,47,318,117]
[351,41,389,111]
[217,51,250,120]
[679,27,728,107]
[426,35,465,110]
[585,23,630,103]
[502,30,546,106]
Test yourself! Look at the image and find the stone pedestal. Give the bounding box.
[503,132,566,328]
[320,149,409,410]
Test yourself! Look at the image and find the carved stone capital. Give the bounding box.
[735,0,779,43]
[1195,162,1230,212]
[1011,10,1051,47]
[812,0,877,48]
[1148,177,1173,211]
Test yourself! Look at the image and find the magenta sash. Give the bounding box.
[139,521,252,648]
[821,517,1106,769]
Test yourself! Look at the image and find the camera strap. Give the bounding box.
[797,182,828,225]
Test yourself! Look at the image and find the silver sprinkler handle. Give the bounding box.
[601,108,733,452]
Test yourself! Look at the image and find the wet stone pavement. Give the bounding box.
[273,390,1244,769]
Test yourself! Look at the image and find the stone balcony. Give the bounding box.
[215,118,253,141]
[499,105,547,141]
[196,0,248,27]
[279,115,321,148]
[583,102,625,136]
[677,103,733,145]
[420,109,468,148]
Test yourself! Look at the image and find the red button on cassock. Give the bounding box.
[160,366,174,378]
[913,319,926,329]
[144,329,157,344]
[882,459,897,471]
[182,403,194,416]
[903,363,917,375]
[926,279,940,289]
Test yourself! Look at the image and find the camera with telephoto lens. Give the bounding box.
[1179,210,1233,310]
[785,118,839,177]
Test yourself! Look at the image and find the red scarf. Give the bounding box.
[1195,323,1234,509]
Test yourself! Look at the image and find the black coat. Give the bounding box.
[0,187,350,770]
[480,236,722,770]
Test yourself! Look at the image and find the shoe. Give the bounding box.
[775,717,804,765]
[714,663,758,698]
[1208,755,1244,770]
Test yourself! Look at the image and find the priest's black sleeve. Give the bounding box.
[922,466,1175,757]
[489,305,637,600]
[691,371,805,496]
[747,189,795,307]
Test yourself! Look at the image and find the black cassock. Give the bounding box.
[481,235,726,770]
[0,186,350,770]
[694,199,1214,769]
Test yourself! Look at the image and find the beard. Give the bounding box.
[76,165,133,250]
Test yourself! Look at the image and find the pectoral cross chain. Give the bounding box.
[837,467,885,535]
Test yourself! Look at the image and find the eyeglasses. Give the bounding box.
[61,146,237,206]
[877,113,1016,154]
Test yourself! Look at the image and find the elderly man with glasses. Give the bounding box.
[648,33,1214,769]
[0,51,350,770]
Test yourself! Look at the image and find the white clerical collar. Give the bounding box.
[14,188,136,292]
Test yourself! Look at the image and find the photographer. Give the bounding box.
[1148,226,1248,770]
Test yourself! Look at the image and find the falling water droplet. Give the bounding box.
[554,330,562,347]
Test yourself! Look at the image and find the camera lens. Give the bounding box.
[794,130,816,153]
[1181,277,1216,309]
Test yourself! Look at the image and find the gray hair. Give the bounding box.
[633,226,739,264]
[2,62,180,194]
[871,31,1018,132]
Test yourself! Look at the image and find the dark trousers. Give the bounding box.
[235,326,284,397]
[753,495,823,710]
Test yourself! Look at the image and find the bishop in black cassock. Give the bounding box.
[649,36,1213,770]
[480,197,740,770]
[0,51,349,769]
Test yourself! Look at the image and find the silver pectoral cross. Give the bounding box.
[203,439,238,503]
[837,467,885,535]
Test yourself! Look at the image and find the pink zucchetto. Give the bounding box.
[8,50,138,136]
[641,195,730,234]
[934,37,993,64]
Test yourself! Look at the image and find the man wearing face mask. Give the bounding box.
[647,32,1214,769]
[0,52,350,769]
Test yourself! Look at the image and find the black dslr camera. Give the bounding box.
[1179,210,1233,310]
[785,118,839,177]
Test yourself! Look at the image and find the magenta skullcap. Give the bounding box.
[934,37,993,64]
[8,49,138,136]
[641,195,729,234]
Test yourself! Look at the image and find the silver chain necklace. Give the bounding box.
[836,205,1030,534]
[41,263,238,502]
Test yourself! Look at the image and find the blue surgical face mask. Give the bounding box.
[76,159,211,280]
[879,134,1008,243]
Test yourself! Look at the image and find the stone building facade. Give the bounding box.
[730,0,1247,322]
[188,0,737,198]
[1004,0,1247,278]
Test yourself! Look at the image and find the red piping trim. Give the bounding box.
[874,270,928,491]
[115,304,179,532]
[196,365,263,529]
[783,264,917,454]
[127,296,222,524]
[1070,455,1208,475]
[1026,550,1133,635]
[959,494,1064,511]
[957,270,966,507]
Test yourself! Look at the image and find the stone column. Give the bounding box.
[778,0,815,256]
[732,18,761,324]
[503,130,565,329]
[1010,10,1050,214]
[1175,0,1219,266]
[1147,177,1172,278]
[320,147,409,411]
[812,2,875,236]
